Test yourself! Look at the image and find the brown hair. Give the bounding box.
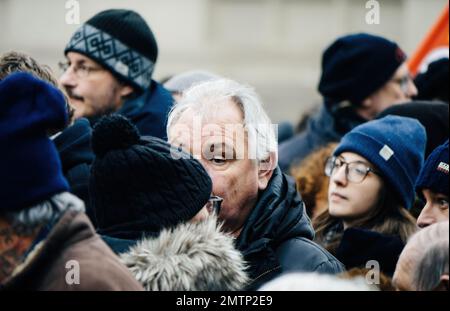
[0,51,74,126]
[291,143,338,219]
[313,170,417,255]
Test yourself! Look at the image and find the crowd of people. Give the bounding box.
[0,8,448,291]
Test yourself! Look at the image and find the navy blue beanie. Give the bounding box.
[0,72,69,211]
[319,33,406,108]
[416,140,449,197]
[334,115,426,210]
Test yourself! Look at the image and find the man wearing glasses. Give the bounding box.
[278,33,418,173]
[59,9,173,139]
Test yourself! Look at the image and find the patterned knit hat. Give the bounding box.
[65,9,158,93]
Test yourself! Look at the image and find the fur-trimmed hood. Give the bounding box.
[120,216,249,291]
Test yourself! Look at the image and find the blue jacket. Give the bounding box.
[236,167,344,290]
[278,104,365,173]
[118,80,173,140]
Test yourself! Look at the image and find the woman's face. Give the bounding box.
[328,152,384,227]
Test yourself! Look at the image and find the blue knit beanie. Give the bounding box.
[319,33,406,108]
[333,115,426,210]
[416,140,449,197]
[0,72,69,211]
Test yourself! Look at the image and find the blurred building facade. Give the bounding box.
[0,0,447,123]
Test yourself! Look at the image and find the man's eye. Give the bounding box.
[211,157,226,165]
[438,199,449,209]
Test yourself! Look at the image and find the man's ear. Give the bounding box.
[433,274,449,291]
[258,152,277,191]
[360,96,373,109]
[120,85,134,98]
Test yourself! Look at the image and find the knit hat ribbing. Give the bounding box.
[0,72,69,211]
[319,33,406,108]
[377,101,449,158]
[333,115,426,210]
[416,140,449,197]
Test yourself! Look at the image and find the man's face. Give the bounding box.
[59,52,132,120]
[393,251,415,291]
[169,100,273,235]
[359,63,418,119]
[417,189,449,228]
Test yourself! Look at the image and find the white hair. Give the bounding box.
[167,79,277,163]
[400,221,449,291]
[258,272,378,291]
[2,192,85,233]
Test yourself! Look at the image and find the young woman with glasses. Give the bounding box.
[313,116,427,276]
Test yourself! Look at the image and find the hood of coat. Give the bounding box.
[236,167,315,279]
[119,216,249,291]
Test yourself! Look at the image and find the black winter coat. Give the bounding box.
[236,167,344,289]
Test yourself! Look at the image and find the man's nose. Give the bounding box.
[406,79,418,98]
[417,203,435,228]
[59,66,77,89]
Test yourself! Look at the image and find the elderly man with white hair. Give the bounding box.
[167,79,344,289]
[393,221,449,291]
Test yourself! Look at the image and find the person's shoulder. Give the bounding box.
[276,236,345,274]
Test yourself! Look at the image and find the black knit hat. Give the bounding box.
[90,115,212,238]
[318,33,406,109]
[65,9,158,92]
[414,58,449,103]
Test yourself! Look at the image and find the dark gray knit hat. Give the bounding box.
[65,9,158,92]
[90,115,213,236]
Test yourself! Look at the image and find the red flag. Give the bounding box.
[408,3,449,77]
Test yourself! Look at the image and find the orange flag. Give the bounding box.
[408,3,449,77]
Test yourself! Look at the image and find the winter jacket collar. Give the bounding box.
[1,209,92,289]
[236,167,314,280]
[118,80,173,139]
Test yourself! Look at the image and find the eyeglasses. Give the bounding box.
[391,74,413,94]
[58,61,104,79]
[205,195,223,215]
[325,156,379,183]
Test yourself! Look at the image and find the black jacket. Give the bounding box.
[236,167,344,289]
[336,227,405,277]
[53,118,95,223]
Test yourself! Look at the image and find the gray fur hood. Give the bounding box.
[120,216,249,291]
